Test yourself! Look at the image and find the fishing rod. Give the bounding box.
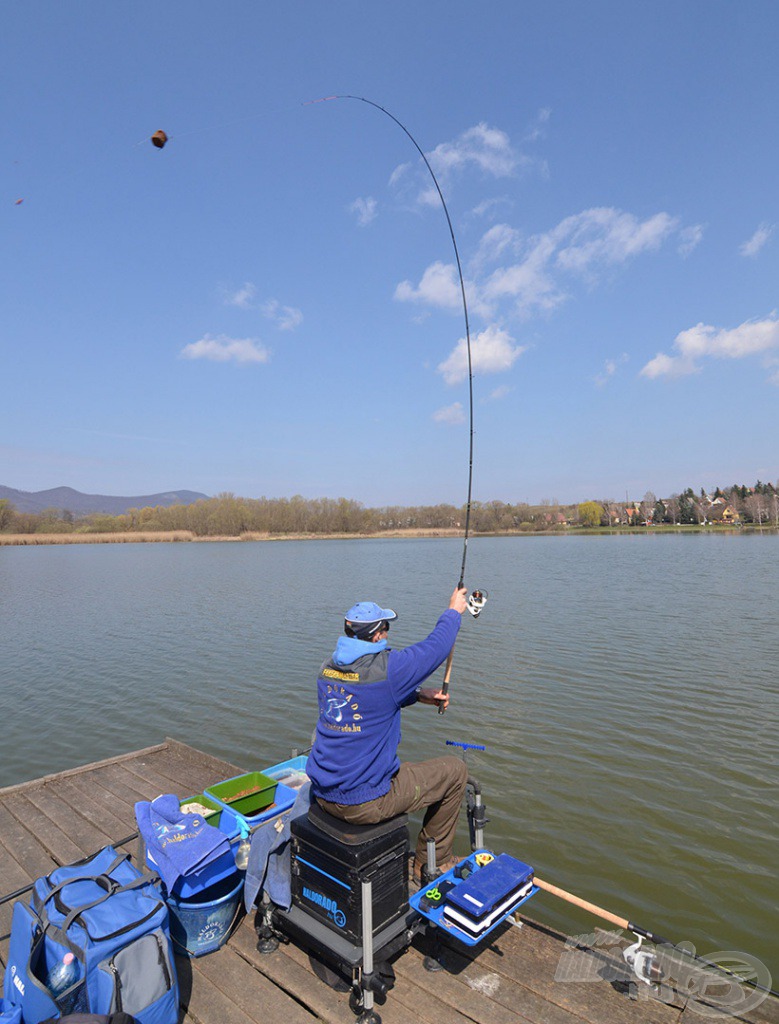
[0,831,139,908]
[307,95,486,714]
[533,875,778,1000]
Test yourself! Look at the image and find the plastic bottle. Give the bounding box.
[46,952,79,1000]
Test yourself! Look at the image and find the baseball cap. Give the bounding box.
[344,601,398,639]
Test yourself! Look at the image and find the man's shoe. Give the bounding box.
[410,854,463,887]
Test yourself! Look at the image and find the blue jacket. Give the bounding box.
[307,609,460,805]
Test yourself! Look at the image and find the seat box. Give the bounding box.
[290,813,408,944]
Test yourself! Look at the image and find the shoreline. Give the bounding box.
[1,524,776,546]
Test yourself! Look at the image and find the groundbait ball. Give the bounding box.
[150,130,168,149]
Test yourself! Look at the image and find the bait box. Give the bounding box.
[205,771,296,826]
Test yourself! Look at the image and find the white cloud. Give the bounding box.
[739,223,774,258]
[349,196,377,227]
[398,208,680,325]
[395,261,463,312]
[180,333,270,365]
[390,122,532,206]
[433,402,466,425]
[428,123,522,180]
[489,384,512,400]
[438,324,525,386]
[261,299,303,331]
[594,353,628,387]
[553,209,678,274]
[225,282,256,309]
[678,224,705,257]
[470,224,522,272]
[641,313,779,380]
[470,197,512,219]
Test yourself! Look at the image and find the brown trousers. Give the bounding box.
[317,755,468,864]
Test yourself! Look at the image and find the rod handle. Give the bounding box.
[437,646,455,715]
[533,876,630,930]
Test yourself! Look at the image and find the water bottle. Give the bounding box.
[46,952,79,1002]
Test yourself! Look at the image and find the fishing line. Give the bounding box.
[307,95,475,589]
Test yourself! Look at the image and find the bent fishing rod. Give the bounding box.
[308,96,485,713]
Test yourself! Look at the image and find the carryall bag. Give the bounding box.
[2,846,179,1024]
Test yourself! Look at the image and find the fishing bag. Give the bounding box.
[2,846,179,1024]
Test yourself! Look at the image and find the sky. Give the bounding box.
[3,1,778,507]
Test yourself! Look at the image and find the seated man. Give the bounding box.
[307,587,469,879]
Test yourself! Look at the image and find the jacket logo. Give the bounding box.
[11,966,25,996]
[322,683,362,731]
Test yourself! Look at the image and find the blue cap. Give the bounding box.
[344,601,397,639]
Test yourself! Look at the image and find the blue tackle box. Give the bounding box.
[409,850,537,947]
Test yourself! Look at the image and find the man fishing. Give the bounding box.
[308,586,469,881]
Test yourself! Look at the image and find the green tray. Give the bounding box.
[205,771,278,820]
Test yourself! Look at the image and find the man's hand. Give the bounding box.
[449,586,468,615]
[418,687,450,709]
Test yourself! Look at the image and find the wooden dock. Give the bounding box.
[1,740,775,1024]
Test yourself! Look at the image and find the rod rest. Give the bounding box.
[307,802,408,846]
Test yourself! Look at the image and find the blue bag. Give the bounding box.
[0,996,22,1024]
[2,847,178,1024]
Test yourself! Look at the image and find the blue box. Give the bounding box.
[263,755,309,792]
[409,850,537,947]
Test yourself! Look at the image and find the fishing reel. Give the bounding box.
[623,936,664,986]
[466,588,488,618]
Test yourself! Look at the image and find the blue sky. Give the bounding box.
[3,1,777,506]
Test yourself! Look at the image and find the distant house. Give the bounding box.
[543,511,568,526]
[707,504,741,524]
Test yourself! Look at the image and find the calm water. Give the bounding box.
[1,535,777,975]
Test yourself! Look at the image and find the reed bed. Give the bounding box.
[0,531,194,546]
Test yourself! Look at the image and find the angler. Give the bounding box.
[308,587,469,884]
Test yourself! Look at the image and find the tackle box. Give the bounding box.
[409,850,538,947]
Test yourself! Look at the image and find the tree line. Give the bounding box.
[0,480,776,538]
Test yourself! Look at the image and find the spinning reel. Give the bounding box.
[466,589,488,618]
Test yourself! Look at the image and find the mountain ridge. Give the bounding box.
[0,485,209,516]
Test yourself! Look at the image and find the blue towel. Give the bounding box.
[244,782,311,912]
[134,793,231,892]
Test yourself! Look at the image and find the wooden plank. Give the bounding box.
[24,783,113,856]
[194,941,317,1024]
[457,918,684,1024]
[120,755,211,800]
[261,929,425,1024]
[229,920,357,1024]
[395,940,583,1024]
[2,794,85,867]
[0,742,167,798]
[90,762,159,805]
[0,802,60,879]
[0,835,40,966]
[123,746,242,801]
[56,773,133,840]
[174,951,262,1024]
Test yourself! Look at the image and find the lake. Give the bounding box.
[1,534,776,976]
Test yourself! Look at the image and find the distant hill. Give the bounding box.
[0,485,209,516]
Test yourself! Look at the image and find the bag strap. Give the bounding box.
[34,851,130,916]
[61,876,165,942]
